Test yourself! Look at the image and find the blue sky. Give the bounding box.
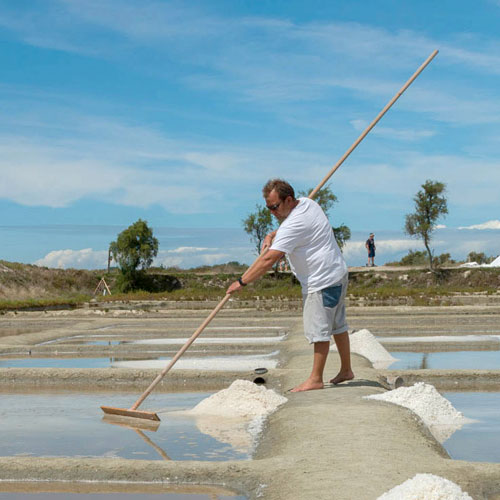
[1,0,499,269]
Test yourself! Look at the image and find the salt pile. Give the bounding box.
[364,382,468,442]
[175,380,287,453]
[187,379,287,418]
[332,329,396,369]
[377,473,472,500]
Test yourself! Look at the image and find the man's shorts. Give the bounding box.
[302,275,348,344]
[368,249,375,258]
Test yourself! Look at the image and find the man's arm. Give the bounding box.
[226,249,284,294]
[260,230,278,254]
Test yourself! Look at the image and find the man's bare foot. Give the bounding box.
[290,379,324,393]
[329,370,354,385]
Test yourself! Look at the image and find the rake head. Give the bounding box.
[100,405,160,421]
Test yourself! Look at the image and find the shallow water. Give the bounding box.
[442,392,500,463]
[0,351,278,370]
[387,350,500,370]
[0,392,251,461]
[0,357,124,368]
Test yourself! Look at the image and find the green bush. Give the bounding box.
[467,251,494,264]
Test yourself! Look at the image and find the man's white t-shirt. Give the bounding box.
[270,197,347,293]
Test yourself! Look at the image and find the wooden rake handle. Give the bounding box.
[131,294,232,410]
[308,49,438,199]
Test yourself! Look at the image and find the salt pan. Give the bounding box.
[377,473,472,500]
[364,382,469,442]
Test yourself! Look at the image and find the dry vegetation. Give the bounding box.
[1,260,499,310]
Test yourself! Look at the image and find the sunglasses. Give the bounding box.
[266,200,283,211]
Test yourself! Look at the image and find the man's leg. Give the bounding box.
[330,331,354,384]
[291,341,329,392]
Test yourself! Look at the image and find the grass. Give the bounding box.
[0,261,499,310]
[0,294,91,312]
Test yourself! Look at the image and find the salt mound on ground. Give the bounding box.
[364,382,468,442]
[377,473,472,500]
[332,329,396,369]
[186,379,287,418]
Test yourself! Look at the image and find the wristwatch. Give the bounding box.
[238,277,247,287]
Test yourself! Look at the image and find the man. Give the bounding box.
[227,179,354,392]
[365,233,376,267]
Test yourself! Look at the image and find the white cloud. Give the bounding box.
[165,246,213,254]
[35,248,108,269]
[458,220,500,230]
[156,246,250,269]
[342,237,422,261]
[435,224,447,229]
[0,113,251,211]
[349,120,437,142]
[0,102,359,211]
[335,152,500,208]
[34,244,251,270]
[2,2,500,111]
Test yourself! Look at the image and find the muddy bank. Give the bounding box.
[380,369,500,391]
[0,367,286,392]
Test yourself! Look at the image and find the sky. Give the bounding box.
[1,0,499,269]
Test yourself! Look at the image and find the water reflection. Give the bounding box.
[442,392,500,463]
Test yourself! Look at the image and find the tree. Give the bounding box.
[110,219,159,292]
[243,204,275,255]
[399,250,428,266]
[467,251,492,265]
[332,224,351,251]
[298,186,351,251]
[435,252,455,266]
[404,180,448,270]
[298,186,338,217]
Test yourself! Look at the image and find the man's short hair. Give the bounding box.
[262,179,295,201]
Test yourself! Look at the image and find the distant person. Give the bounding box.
[227,179,353,392]
[365,233,376,267]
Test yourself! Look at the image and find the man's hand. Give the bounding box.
[227,280,244,295]
[226,248,283,295]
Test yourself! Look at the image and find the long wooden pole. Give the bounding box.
[108,50,438,416]
[309,49,438,199]
[129,294,231,410]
